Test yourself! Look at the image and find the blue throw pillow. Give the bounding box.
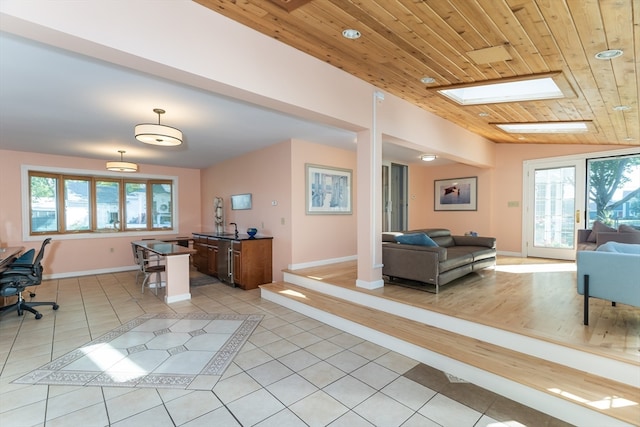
[395,233,438,247]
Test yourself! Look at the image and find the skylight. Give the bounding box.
[434,72,574,105]
[494,121,593,134]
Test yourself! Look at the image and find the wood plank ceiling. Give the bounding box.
[196,0,639,147]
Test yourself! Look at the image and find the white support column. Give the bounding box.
[164,254,192,303]
[356,90,384,289]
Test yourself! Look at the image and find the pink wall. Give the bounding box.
[408,163,493,237]
[1,142,626,279]
[407,144,629,254]
[380,94,495,168]
[0,149,201,277]
[291,140,357,266]
[200,141,293,281]
[201,139,357,281]
[1,143,628,280]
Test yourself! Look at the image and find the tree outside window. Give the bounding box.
[587,155,640,228]
[30,175,58,233]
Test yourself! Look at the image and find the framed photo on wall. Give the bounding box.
[434,176,477,211]
[230,193,252,210]
[306,164,352,214]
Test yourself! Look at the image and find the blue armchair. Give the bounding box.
[576,242,640,325]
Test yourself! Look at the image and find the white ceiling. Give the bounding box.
[0,32,445,169]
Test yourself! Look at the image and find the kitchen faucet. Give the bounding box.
[230,222,238,237]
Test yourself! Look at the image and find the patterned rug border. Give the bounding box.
[13,312,263,389]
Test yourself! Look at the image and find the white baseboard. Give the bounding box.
[165,293,191,304]
[289,255,356,270]
[44,265,138,280]
[355,278,384,289]
[497,250,523,257]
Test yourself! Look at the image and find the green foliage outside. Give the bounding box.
[588,156,640,227]
[31,176,56,199]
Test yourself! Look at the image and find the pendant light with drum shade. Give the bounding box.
[135,108,183,146]
[106,150,138,172]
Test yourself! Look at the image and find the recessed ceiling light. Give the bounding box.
[421,154,437,162]
[613,105,631,111]
[595,49,623,60]
[624,137,635,141]
[342,29,361,39]
[420,76,436,84]
[478,112,490,117]
[434,72,574,105]
[494,121,594,134]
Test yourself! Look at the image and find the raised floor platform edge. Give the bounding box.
[260,284,634,427]
[281,270,636,388]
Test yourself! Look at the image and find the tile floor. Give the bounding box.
[0,270,571,427]
[11,312,264,389]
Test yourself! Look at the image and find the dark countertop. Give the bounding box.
[193,232,273,241]
[132,240,196,256]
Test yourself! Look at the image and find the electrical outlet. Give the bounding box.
[281,217,285,225]
[109,247,114,253]
[508,201,520,208]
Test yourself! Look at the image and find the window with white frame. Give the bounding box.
[29,171,174,235]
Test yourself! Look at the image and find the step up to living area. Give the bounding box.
[260,277,639,427]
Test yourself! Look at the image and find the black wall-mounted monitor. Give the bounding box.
[231,193,252,210]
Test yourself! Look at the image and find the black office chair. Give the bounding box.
[6,247,37,297]
[0,238,59,319]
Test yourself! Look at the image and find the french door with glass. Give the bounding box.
[524,159,585,260]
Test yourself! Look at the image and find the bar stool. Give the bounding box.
[135,246,165,295]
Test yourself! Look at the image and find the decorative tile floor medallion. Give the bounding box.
[13,312,263,389]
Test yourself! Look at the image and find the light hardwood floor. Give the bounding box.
[283,256,640,365]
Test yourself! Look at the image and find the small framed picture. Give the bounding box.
[306,164,352,214]
[434,177,477,211]
[231,193,252,210]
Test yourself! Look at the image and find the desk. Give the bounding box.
[0,247,24,273]
[132,240,196,304]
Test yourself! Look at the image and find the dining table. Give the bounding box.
[131,240,196,303]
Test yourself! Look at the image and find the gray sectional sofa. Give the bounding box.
[382,228,496,293]
[577,222,640,251]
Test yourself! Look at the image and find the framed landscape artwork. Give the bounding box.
[434,176,477,211]
[306,164,352,214]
